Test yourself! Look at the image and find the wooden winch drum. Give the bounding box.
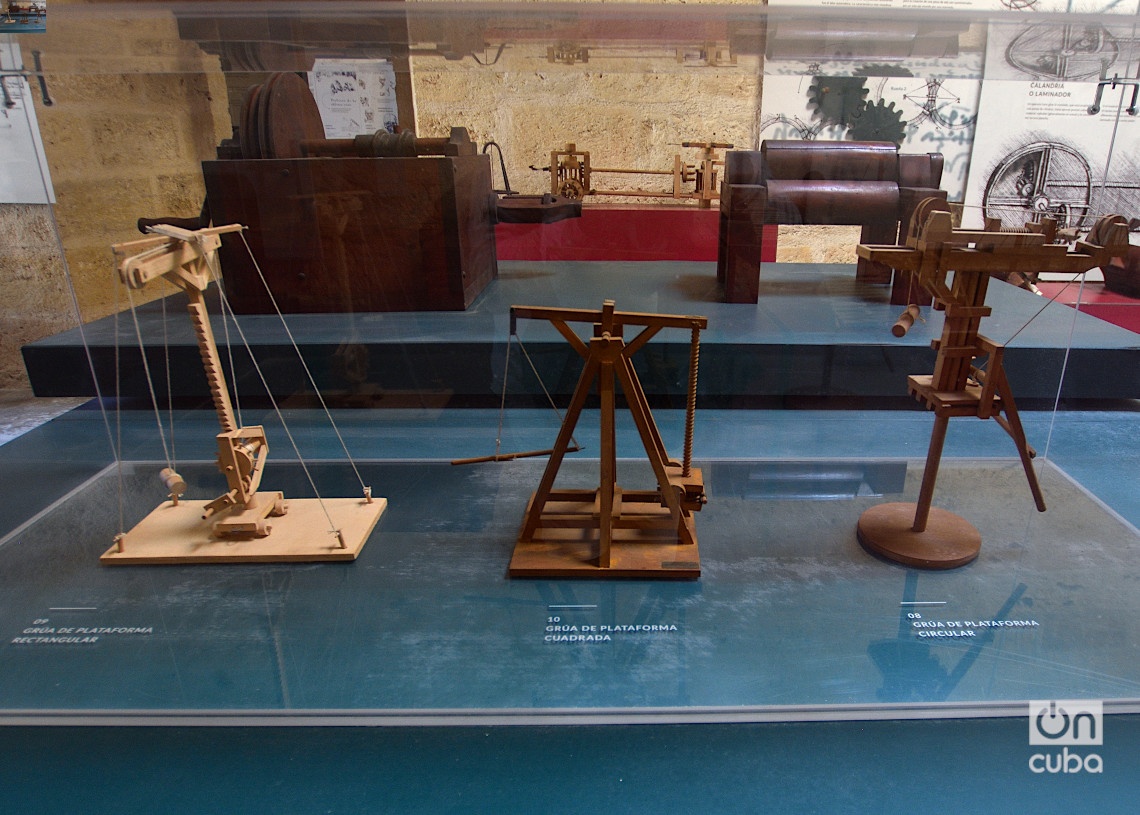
[724,150,766,185]
[761,140,900,182]
[764,180,899,225]
[301,129,477,159]
[898,152,945,189]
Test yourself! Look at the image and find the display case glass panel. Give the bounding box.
[1,1,1139,727]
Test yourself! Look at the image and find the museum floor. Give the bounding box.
[6,260,1140,811]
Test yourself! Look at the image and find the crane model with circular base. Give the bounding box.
[855,199,1128,569]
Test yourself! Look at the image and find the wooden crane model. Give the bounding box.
[101,223,386,564]
[549,141,731,208]
[855,198,1129,568]
[503,301,707,578]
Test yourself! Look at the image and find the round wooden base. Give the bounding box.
[856,502,981,570]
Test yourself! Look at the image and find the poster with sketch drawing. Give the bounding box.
[758,58,982,202]
[961,22,1140,231]
[308,59,398,139]
[0,43,54,204]
[980,20,1140,83]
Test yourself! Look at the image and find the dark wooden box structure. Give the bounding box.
[203,156,497,314]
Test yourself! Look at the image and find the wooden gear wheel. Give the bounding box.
[239,72,326,160]
[558,178,586,199]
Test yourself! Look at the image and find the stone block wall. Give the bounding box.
[409,43,763,203]
[0,2,230,388]
[0,205,70,388]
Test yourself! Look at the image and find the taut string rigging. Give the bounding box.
[235,230,368,494]
[118,223,378,547]
[451,318,583,466]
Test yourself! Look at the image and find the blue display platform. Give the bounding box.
[22,261,1140,402]
[11,252,1140,808]
[2,406,1139,716]
[3,405,1139,810]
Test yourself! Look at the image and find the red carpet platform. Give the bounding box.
[1037,281,1140,336]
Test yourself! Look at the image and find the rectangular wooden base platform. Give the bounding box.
[100,496,386,565]
[508,495,699,579]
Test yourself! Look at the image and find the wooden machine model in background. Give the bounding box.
[549,141,731,208]
[199,72,578,315]
[855,198,1129,569]
[718,140,947,304]
[202,72,496,315]
[101,224,386,564]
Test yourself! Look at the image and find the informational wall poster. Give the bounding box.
[962,22,1140,230]
[308,59,398,139]
[759,54,983,201]
[0,42,54,204]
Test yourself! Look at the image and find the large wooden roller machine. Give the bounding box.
[718,140,947,304]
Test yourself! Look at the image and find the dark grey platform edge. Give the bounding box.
[24,261,1140,401]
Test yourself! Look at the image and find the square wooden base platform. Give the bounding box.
[508,496,699,579]
[100,496,386,565]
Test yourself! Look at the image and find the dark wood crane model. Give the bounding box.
[505,301,707,579]
[855,199,1128,568]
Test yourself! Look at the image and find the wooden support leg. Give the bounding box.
[598,358,615,568]
[994,373,1047,512]
[615,355,693,546]
[913,413,950,533]
[521,356,599,540]
[621,347,671,465]
[856,405,980,569]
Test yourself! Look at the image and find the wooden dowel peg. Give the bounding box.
[159,467,187,505]
[892,305,921,338]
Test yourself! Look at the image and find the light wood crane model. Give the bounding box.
[101,223,385,564]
